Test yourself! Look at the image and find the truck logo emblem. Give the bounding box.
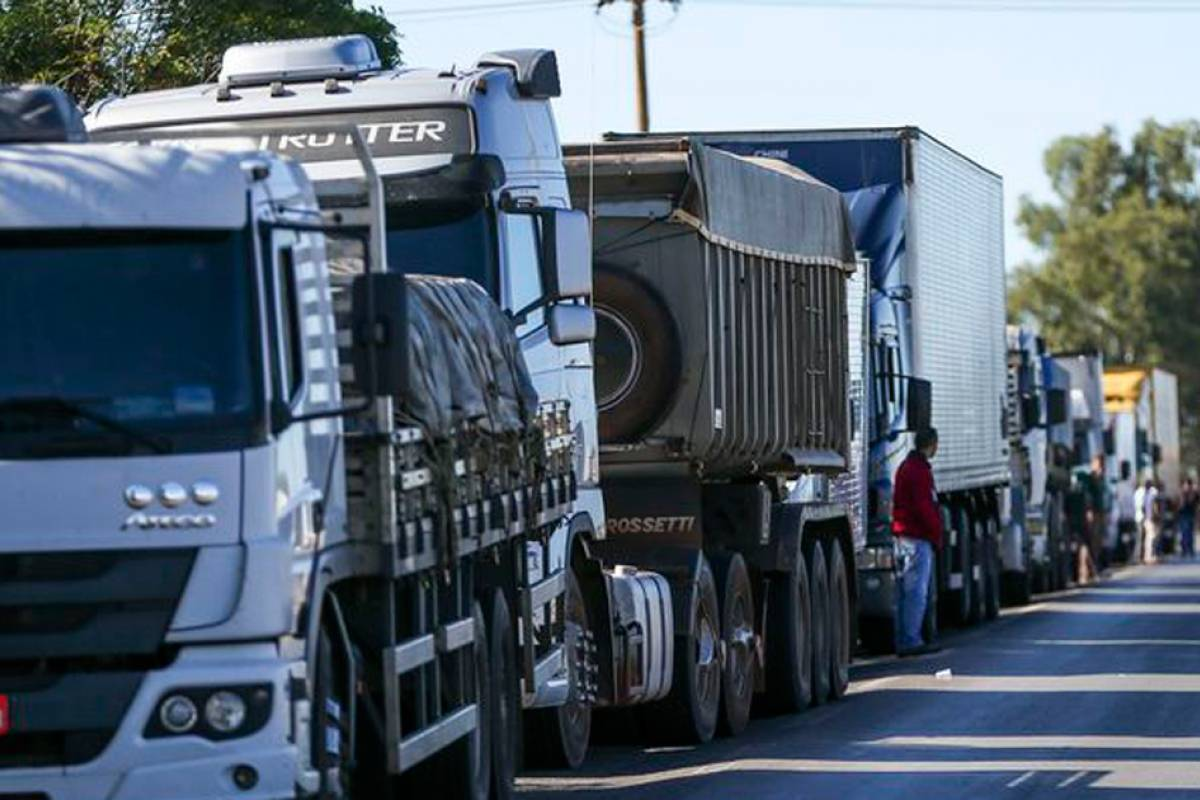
[123,513,217,530]
[124,484,154,509]
[609,516,697,535]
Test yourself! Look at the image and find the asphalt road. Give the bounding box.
[520,561,1200,799]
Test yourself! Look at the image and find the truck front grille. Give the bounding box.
[0,549,195,768]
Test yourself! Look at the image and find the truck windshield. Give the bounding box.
[385,199,498,297]
[0,229,263,458]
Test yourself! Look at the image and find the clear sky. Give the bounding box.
[382,0,1200,268]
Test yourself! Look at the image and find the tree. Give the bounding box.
[1010,120,1200,471]
[0,0,399,108]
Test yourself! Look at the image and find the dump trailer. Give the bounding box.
[564,137,861,741]
[85,39,600,799]
[628,129,1009,647]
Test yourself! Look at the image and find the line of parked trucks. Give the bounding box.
[0,34,1183,800]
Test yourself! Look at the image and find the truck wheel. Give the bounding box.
[808,541,832,706]
[524,569,591,769]
[764,546,813,711]
[651,554,720,744]
[947,505,973,626]
[967,515,984,625]
[488,591,519,800]
[314,624,351,799]
[983,520,1001,620]
[713,553,755,737]
[827,543,851,700]
[593,265,682,443]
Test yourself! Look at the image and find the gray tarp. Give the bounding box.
[0,85,87,144]
[402,275,538,438]
[687,143,856,266]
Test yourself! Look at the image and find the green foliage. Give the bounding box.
[0,0,399,107]
[1011,120,1200,468]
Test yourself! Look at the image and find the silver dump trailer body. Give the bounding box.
[564,138,857,479]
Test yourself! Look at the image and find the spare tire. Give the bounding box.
[594,265,681,443]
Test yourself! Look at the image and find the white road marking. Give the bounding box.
[871,735,1200,750]
[1057,770,1087,788]
[1006,771,1036,788]
[850,672,1200,695]
[1028,639,1200,647]
[517,758,1200,792]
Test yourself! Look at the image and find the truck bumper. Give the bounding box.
[1,643,303,800]
[857,567,896,620]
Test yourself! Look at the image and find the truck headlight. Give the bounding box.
[146,684,271,740]
[159,695,199,734]
[205,691,247,733]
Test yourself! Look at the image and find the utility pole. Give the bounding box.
[600,0,677,133]
[631,0,649,132]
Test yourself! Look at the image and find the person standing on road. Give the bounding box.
[1179,478,1197,559]
[1135,478,1161,564]
[892,428,943,656]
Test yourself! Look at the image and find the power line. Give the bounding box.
[688,0,1200,12]
[387,0,589,20]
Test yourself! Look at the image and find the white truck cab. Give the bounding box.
[0,88,343,800]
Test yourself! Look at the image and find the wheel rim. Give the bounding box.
[696,608,720,708]
[561,580,591,748]
[727,590,754,701]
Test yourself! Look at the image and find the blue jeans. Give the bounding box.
[1181,512,1195,558]
[894,537,934,652]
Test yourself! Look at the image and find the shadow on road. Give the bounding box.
[519,562,1200,798]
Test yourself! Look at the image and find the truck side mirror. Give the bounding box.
[906,378,932,432]
[1021,394,1040,433]
[1045,388,1069,426]
[350,272,408,398]
[1103,429,1116,455]
[542,209,592,300]
[547,303,595,346]
[1152,443,1163,465]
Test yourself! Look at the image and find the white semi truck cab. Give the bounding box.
[0,87,351,799]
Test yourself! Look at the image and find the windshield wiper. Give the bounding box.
[0,396,173,454]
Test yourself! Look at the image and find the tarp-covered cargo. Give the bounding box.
[564,139,857,477]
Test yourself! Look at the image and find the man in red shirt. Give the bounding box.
[892,428,943,656]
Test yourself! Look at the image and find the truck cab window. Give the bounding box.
[504,213,544,333]
[267,242,304,406]
[384,198,498,298]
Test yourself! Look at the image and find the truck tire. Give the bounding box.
[524,569,591,769]
[488,591,519,800]
[983,520,1001,620]
[593,265,681,443]
[946,505,973,627]
[314,624,352,799]
[808,541,832,706]
[827,543,851,700]
[648,554,720,744]
[1003,568,1032,607]
[764,547,813,711]
[713,553,755,737]
[967,514,985,625]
